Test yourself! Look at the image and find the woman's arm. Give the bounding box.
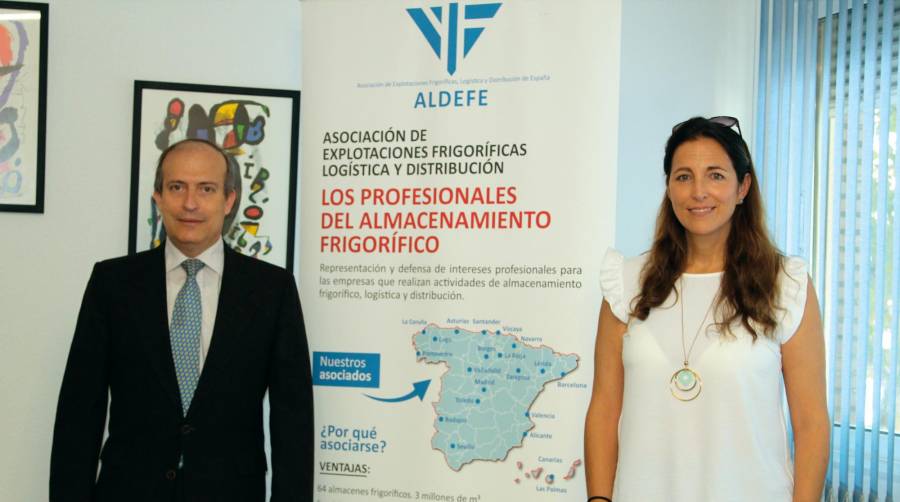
[584,300,626,498]
[782,279,830,502]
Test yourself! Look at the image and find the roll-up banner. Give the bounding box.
[300,1,621,500]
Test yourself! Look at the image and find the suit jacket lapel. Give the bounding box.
[192,246,251,406]
[131,245,183,413]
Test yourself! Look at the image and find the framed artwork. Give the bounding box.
[0,1,48,213]
[129,81,300,271]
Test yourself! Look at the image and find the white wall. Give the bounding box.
[0,1,300,500]
[615,0,759,256]
[0,1,758,500]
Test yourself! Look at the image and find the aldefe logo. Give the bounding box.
[406,2,502,76]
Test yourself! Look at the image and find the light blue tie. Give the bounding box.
[170,258,204,416]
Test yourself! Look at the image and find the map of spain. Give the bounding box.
[413,324,579,470]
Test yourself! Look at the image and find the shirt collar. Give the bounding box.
[164,239,225,276]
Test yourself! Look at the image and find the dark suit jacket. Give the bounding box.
[50,244,313,502]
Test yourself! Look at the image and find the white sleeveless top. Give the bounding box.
[599,249,808,502]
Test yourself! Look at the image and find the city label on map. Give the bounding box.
[413,324,578,470]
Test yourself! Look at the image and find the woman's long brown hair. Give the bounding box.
[630,117,782,340]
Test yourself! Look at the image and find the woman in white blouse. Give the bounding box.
[584,116,829,502]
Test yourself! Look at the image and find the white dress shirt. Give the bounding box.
[164,239,224,372]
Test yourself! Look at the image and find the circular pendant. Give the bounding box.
[669,367,702,401]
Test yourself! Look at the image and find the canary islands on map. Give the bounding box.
[413,324,579,471]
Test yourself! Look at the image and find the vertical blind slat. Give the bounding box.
[854,2,878,494]
[789,0,807,257]
[856,0,880,492]
[756,0,771,166]
[766,0,785,229]
[887,56,900,493]
[801,0,817,262]
[832,0,852,493]
[816,0,834,304]
[845,0,866,493]
[779,0,799,453]
[887,2,900,488]
[817,0,837,493]
[777,0,796,248]
[867,0,894,496]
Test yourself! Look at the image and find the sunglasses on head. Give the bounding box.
[672,116,742,137]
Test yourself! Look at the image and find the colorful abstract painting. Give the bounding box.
[0,2,47,213]
[129,81,299,271]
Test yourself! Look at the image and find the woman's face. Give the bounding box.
[667,136,750,245]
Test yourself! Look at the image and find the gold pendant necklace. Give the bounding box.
[669,277,717,402]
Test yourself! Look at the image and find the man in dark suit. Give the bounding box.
[50,139,313,502]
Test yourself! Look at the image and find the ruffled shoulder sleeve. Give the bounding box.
[775,256,809,343]
[599,248,629,323]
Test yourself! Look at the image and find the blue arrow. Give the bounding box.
[365,379,431,403]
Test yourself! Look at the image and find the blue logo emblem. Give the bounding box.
[407,2,502,76]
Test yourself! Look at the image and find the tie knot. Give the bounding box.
[181,259,205,278]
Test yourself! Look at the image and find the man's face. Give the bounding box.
[152,144,236,257]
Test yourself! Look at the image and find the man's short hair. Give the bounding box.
[153,139,237,194]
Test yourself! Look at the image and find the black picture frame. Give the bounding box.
[0,1,48,213]
[129,80,300,272]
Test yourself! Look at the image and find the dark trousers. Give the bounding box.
[174,469,186,502]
